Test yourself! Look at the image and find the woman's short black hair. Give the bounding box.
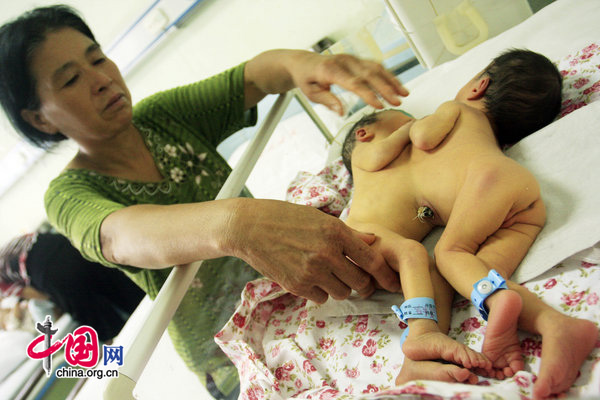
[0,5,96,148]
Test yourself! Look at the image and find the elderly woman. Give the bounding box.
[0,5,407,398]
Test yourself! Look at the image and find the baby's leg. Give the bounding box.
[399,258,488,370]
[437,265,524,378]
[344,221,490,375]
[469,269,597,391]
[506,281,598,399]
[377,230,491,371]
[479,288,524,379]
[430,261,454,334]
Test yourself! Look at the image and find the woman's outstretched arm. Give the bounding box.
[101,198,401,303]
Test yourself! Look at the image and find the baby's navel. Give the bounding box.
[415,206,434,223]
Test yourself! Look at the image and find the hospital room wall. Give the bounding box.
[0,0,386,245]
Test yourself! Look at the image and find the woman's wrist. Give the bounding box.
[219,197,253,260]
[245,49,313,94]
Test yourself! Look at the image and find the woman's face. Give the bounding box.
[23,27,133,143]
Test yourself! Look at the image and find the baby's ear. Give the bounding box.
[468,76,490,100]
[355,128,374,142]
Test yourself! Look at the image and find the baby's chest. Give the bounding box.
[410,164,461,226]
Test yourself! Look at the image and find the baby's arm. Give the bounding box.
[352,120,414,172]
[433,160,546,298]
[410,101,461,150]
[353,101,460,172]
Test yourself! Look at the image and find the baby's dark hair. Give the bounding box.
[481,48,562,146]
[0,5,95,149]
[341,112,378,175]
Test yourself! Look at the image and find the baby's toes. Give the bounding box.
[447,346,474,368]
[461,347,489,370]
[473,366,493,378]
[503,365,517,378]
[476,353,492,370]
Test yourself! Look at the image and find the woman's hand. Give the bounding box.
[245,50,409,115]
[226,198,401,304]
[289,51,409,115]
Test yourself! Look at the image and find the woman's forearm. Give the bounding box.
[100,198,243,268]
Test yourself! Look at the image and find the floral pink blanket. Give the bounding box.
[216,246,600,400]
[216,159,600,400]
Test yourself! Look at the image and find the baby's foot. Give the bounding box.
[533,316,598,399]
[396,358,479,385]
[402,329,491,371]
[481,289,524,379]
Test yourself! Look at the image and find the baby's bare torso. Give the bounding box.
[347,105,538,241]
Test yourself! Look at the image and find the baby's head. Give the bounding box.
[460,49,562,146]
[342,113,376,174]
[342,110,412,174]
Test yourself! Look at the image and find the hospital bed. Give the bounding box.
[76,0,600,398]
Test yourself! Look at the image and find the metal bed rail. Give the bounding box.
[103,91,293,399]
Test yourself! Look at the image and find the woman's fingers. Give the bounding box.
[296,255,376,303]
[284,245,375,302]
[314,54,408,108]
[316,271,353,301]
[299,286,329,305]
[331,55,408,107]
[299,53,408,114]
[338,257,377,299]
[301,82,345,115]
[343,230,401,293]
